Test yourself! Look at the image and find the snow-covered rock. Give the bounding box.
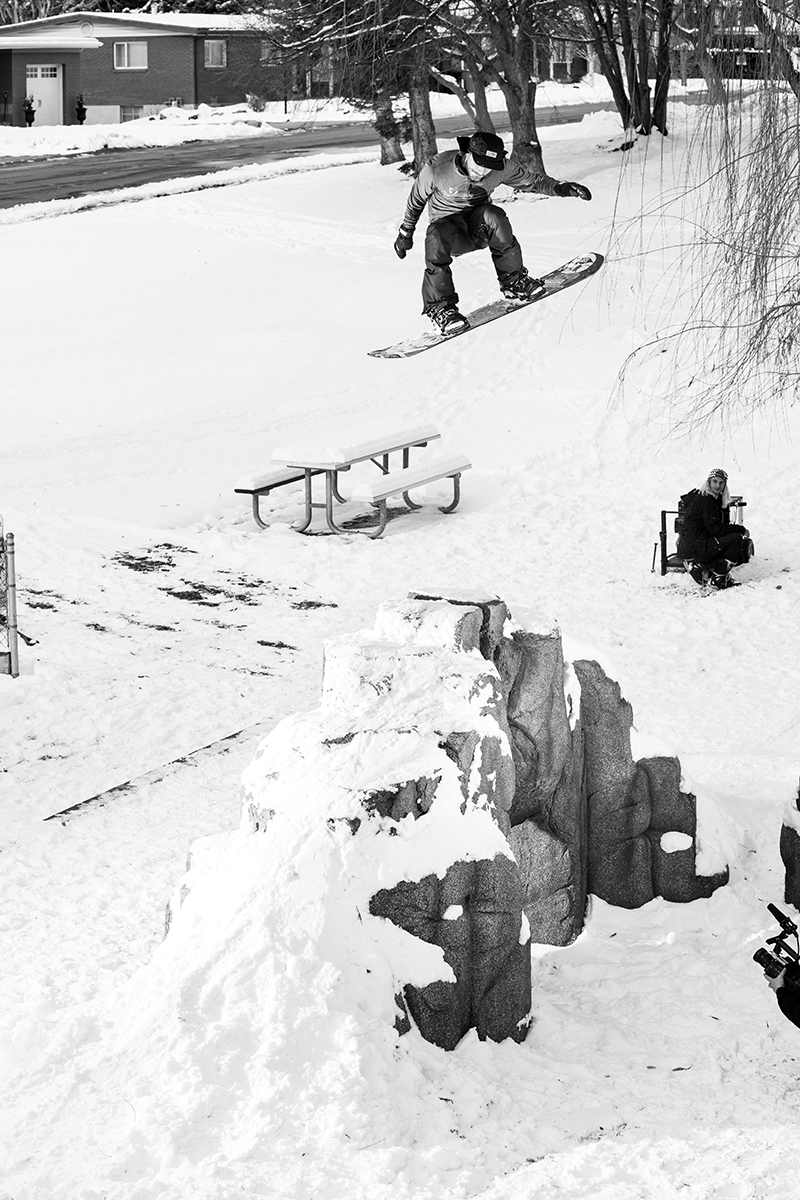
[166,591,732,1053]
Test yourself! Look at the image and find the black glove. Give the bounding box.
[556,181,592,201]
[394,228,414,258]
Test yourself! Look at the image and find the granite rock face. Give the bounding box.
[370,855,531,1051]
[642,756,729,903]
[507,820,576,947]
[352,593,531,1048]
[574,658,651,909]
[405,594,728,933]
[322,593,533,1050]
[195,589,730,1053]
[494,628,587,943]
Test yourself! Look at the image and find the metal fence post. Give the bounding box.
[6,533,19,677]
[1,517,20,678]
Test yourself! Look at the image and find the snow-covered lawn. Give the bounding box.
[0,76,707,161]
[1,96,799,1200]
[0,100,283,160]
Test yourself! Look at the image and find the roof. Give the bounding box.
[0,35,103,48]
[0,10,265,35]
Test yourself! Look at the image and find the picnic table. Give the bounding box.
[235,422,471,536]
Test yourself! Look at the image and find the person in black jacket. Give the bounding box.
[393,130,591,335]
[676,467,754,588]
[766,967,800,1029]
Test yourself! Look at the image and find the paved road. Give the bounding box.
[0,101,615,209]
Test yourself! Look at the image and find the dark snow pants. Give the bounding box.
[680,526,753,577]
[714,527,752,567]
[422,203,522,312]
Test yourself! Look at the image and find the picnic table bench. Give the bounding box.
[234,465,326,530]
[234,422,470,537]
[348,452,471,537]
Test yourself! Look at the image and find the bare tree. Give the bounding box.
[0,0,95,19]
[429,0,586,163]
[580,0,676,133]
[614,15,800,427]
[270,0,590,174]
[428,59,497,134]
[745,0,800,97]
[269,0,440,170]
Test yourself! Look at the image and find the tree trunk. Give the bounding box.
[652,0,674,134]
[582,0,634,128]
[373,89,405,166]
[428,64,479,127]
[635,5,653,133]
[408,63,438,172]
[616,0,643,126]
[465,57,496,133]
[502,79,541,150]
[698,55,727,104]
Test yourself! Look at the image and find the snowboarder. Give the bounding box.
[676,467,754,588]
[393,130,592,335]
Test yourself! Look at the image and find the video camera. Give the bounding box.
[753,903,800,989]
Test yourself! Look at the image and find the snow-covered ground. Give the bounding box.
[0,76,709,161]
[1,93,799,1200]
[0,99,284,160]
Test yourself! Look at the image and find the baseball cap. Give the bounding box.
[468,131,507,171]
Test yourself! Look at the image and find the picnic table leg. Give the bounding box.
[251,494,268,530]
[362,500,389,538]
[439,473,462,514]
[331,470,347,504]
[292,470,315,533]
[323,470,347,534]
[402,490,423,511]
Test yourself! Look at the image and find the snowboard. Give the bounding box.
[368,252,604,359]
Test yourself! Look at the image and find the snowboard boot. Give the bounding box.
[500,268,546,303]
[426,301,470,336]
[688,564,709,586]
[710,563,735,588]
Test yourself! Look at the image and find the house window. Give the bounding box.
[114,42,148,70]
[120,105,144,122]
[204,39,227,68]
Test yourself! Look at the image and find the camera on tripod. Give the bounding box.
[753,903,800,987]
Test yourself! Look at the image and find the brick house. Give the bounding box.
[0,11,269,127]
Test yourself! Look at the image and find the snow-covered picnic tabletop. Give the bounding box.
[1,82,799,1200]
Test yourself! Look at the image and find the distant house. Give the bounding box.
[0,11,270,127]
[543,38,593,83]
